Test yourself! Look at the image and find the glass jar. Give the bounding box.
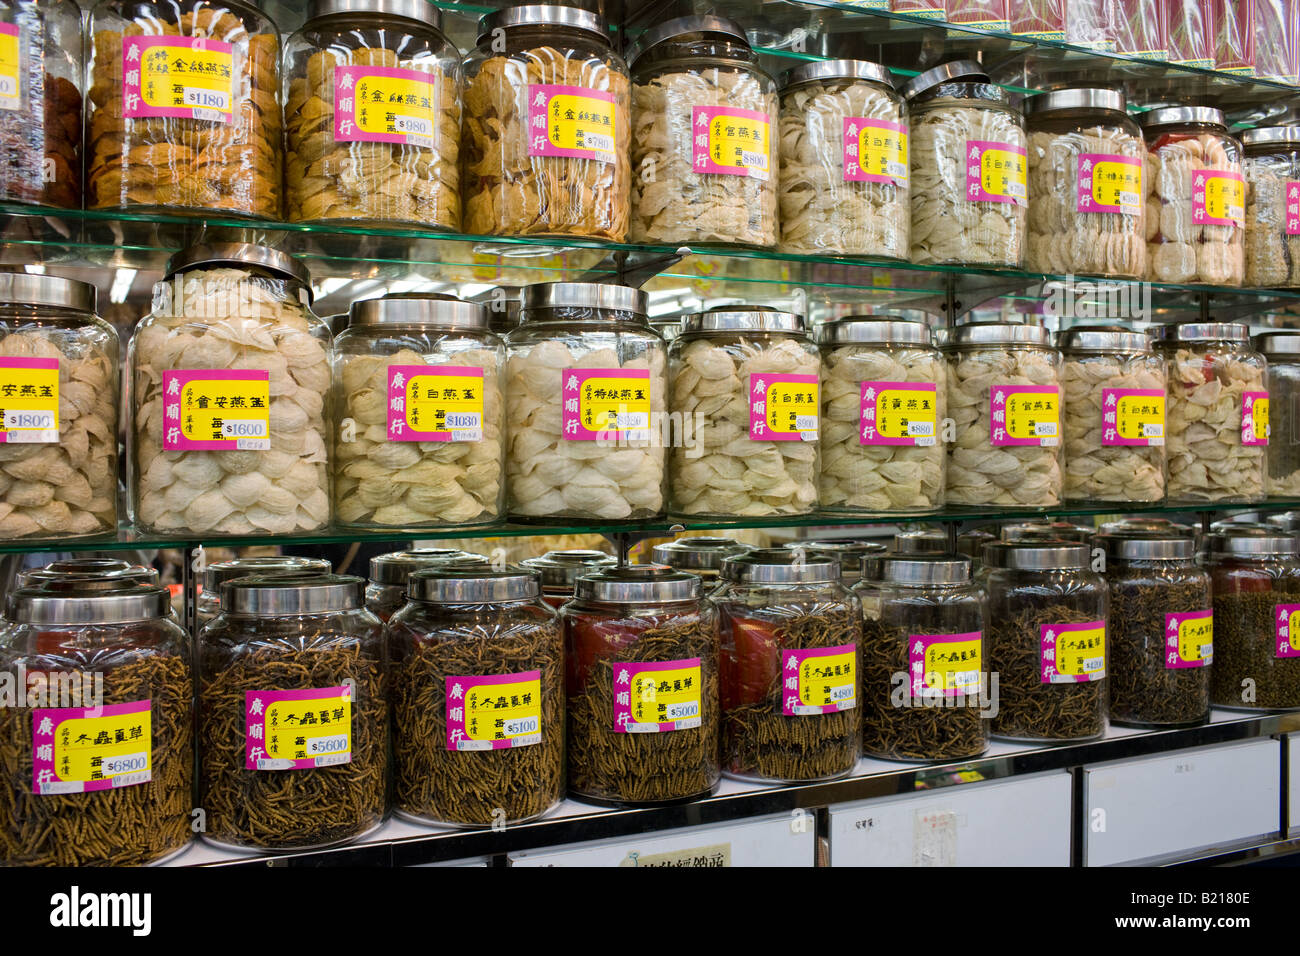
[0,581,191,865]
[461,4,630,240]
[520,548,617,607]
[1256,331,1300,496]
[197,555,331,630]
[628,15,777,247]
[669,306,820,517]
[283,0,460,227]
[712,549,861,783]
[1242,127,1300,288]
[819,317,944,513]
[943,323,1063,506]
[130,243,332,537]
[854,553,989,762]
[1023,89,1146,278]
[334,294,505,530]
[85,0,282,217]
[1205,527,1300,710]
[787,539,887,589]
[1141,107,1245,286]
[983,540,1109,742]
[902,61,1026,267]
[561,566,719,805]
[198,573,387,851]
[366,549,490,622]
[504,283,665,521]
[1097,531,1211,727]
[388,568,563,827]
[0,0,82,207]
[651,537,746,588]
[0,274,119,540]
[1155,323,1266,504]
[777,59,908,258]
[1059,326,1166,503]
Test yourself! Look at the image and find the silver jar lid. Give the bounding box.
[956,528,998,558]
[944,322,1053,348]
[348,293,487,329]
[1098,516,1192,535]
[1204,527,1299,556]
[1057,325,1154,353]
[369,549,490,587]
[520,550,617,588]
[204,556,331,593]
[1095,531,1195,561]
[1001,521,1093,543]
[652,537,747,572]
[1153,322,1249,344]
[786,538,887,561]
[1254,331,1300,356]
[1022,88,1127,116]
[871,553,971,585]
[0,272,97,314]
[522,282,648,317]
[12,584,173,625]
[900,59,988,100]
[720,548,840,584]
[22,566,160,592]
[478,5,607,44]
[682,306,804,333]
[892,529,948,553]
[625,14,750,68]
[408,568,541,604]
[818,317,931,346]
[18,558,141,585]
[222,573,366,616]
[782,59,893,90]
[982,540,1090,570]
[1240,126,1300,147]
[165,242,312,288]
[1139,106,1227,130]
[574,565,701,603]
[307,0,441,27]
[1268,512,1300,532]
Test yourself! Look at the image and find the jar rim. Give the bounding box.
[1152,322,1249,344]
[306,0,442,29]
[0,272,97,314]
[720,547,840,584]
[12,584,173,624]
[521,282,648,318]
[982,540,1090,570]
[520,550,617,587]
[165,243,312,291]
[944,321,1052,348]
[1056,325,1154,353]
[625,14,750,68]
[900,59,987,100]
[1139,106,1227,131]
[573,565,701,603]
[781,58,893,90]
[1022,88,1128,116]
[407,568,541,603]
[369,550,491,586]
[477,4,608,44]
[818,317,932,346]
[221,573,366,615]
[347,293,489,330]
[682,306,804,333]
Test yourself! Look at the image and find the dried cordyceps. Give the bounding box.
[1211,590,1300,710]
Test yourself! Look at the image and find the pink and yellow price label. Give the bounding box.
[245,686,352,770]
[445,671,542,751]
[612,658,702,733]
[842,117,908,184]
[781,644,857,715]
[692,105,769,179]
[334,65,439,146]
[860,381,937,446]
[386,364,484,442]
[122,36,234,123]
[527,84,615,163]
[1165,609,1212,668]
[965,139,1027,205]
[31,700,152,795]
[0,23,18,109]
[0,357,58,444]
[1077,153,1142,214]
[561,367,651,441]
[990,384,1059,446]
[909,632,982,697]
[1276,604,1300,659]
[1102,387,1164,446]
[750,373,818,441]
[162,369,270,450]
[1194,170,1245,226]
[1041,621,1106,683]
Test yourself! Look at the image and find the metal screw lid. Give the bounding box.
[1139,106,1227,130]
[1001,521,1094,543]
[944,322,1053,348]
[625,14,750,68]
[0,272,97,313]
[1098,516,1192,535]
[892,529,948,553]
[956,528,998,559]
[652,537,747,572]
[781,58,893,90]
[1240,126,1300,147]
[165,242,312,287]
[682,305,804,333]
[574,565,701,603]
[1254,331,1300,356]
[204,556,331,593]
[222,573,367,616]
[307,0,442,28]
[1204,526,1299,557]
[1153,322,1250,343]
[477,4,609,44]
[1267,512,1300,533]
[369,549,491,586]
[408,568,541,604]
[870,553,972,586]
[900,59,988,100]
[982,540,1091,570]
[1057,325,1154,353]
[1022,88,1127,116]
[521,282,648,318]
[17,558,144,588]
[1094,531,1196,561]
[21,566,161,593]
[817,317,932,347]
[520,550,617,588]
[720,548,840,584]
[348,293,488,329]
[785,538,887,560]
[12,584,173,625]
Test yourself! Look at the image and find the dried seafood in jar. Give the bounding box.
[1242,126,1300,288]
[1259,332,1300,496]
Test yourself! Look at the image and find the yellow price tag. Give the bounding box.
[0,23,19,109]
[32,700,152,794]
[0,357,59,443]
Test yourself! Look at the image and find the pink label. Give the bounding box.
[162,369,270,450]
[445,670,542,751]
[561,368,651,441]
[386,364,484,442]
[1165,609,1213,669]
[1242,391,1269,446]
[245,686,352,771]
[989,384,1060,447]
[691,105,770,179]
[1076,153,1142,214]
[121,35,234,123]
[1277,604,1300,659]
[1040,621,1106,683]
[31,700,151,795]
[527,83,616,163]
[0,356,59,444]
[965,139,1027,205]
[841,117,908,184]
[611,658,702,733]
[333,64,438,146]
[1101,387,1165,446]
[860,381,938,446]
[1193,169,1245,226]
[781,644,857,715]
[1287,181,1300,235]
[749,373,819,441]
[908,632,982,697]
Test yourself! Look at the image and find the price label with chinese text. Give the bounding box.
[908,632,982,697]
[1275,604,1300,659]
[245,686,352,770]
[612,658,702,733]
[527,83,615,164]
[334,65,439,147]
[0,23,18,109]
[445,671,542,751]
[31,700,152,795]
[1102,387,1164,446]
[860,381,937,445]
[1195,170,1245,226]
[162,369,270,450]
[386,364,483,442]
[781,645,857,715]
[561,368,651,441]
[1077,153,1142,214]
[843,118,908,184]
[749,373,818,441]
[1165,609,1212,668]
[122,36,234,123]
[1242,391,1269,446]
[965,139,1027,205]
[1286,181,1300,235]
[989,384,1059,446]
[1041,621,1106,683]
[692,105,769,179]
[0,357,58,443]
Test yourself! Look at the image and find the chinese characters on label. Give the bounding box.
[1040,621,1106,683]
[1102,387,1165,446]
[1242,391,1269,446]
[0,23,18,110]
[1194,170,1245,227]
[1166,610,1213,668]
[965,139,1027,205]
[1275,604,1300,659]
[691,105,769,179]
[781,645,857,715]
[561,368,651,441]
[989,384,1059,446]
[333,65,438,147]
[162,369,270,450]
[0,357,58,444]
[859,381,937,446]
[908,632,982,697]
[1287,181,1300,236]
[31,700,152,795]
[749,373,818,441]
[842,117,908,184]
[386,364,484,442]
[527,83,615,163]
[611,658,702,733]
[245,686,352,770]
[122,36,234,123]
[1077,153,1142,215]
[445,671,542,751]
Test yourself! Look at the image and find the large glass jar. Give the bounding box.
[367,548,490,621]
[1206,527,1300,710]
[1059,326,1166,503]
[787,538,887,589]
[1142,106,1245,286]
[197,554,331,630]
[712,550,861,783]
[854,553,989,762]
[520,548,616,607]
[651,536,746,587]
[198,573,388,851]
[388,568,563,827]
[1024,89,1146,278]
[1256,331,1300,496]
[628,15,776,247]
[334,294,505,530]
[130,244,332,537]
[504,283,665,521]
[819,316,944,513]
[944,323,1063,506]
[0,580,191,865]
[1242,127,1300,288]
[461,4,630,240]
[85,0,282,217]
[0,0,82,207]
[561,566,719,805]
[283,0,460,227]
[0,274,119,540]
[983,540,1109,742]
[902,61,1026,267]
[669,307,820,517]
[778,59,908,258]
[1097,531,1211,728]
[1155,323,1266,504]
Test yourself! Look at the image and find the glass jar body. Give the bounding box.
[1243,140,1300,288]
[1265,355,1300,496]
[1207,553,1300,710]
